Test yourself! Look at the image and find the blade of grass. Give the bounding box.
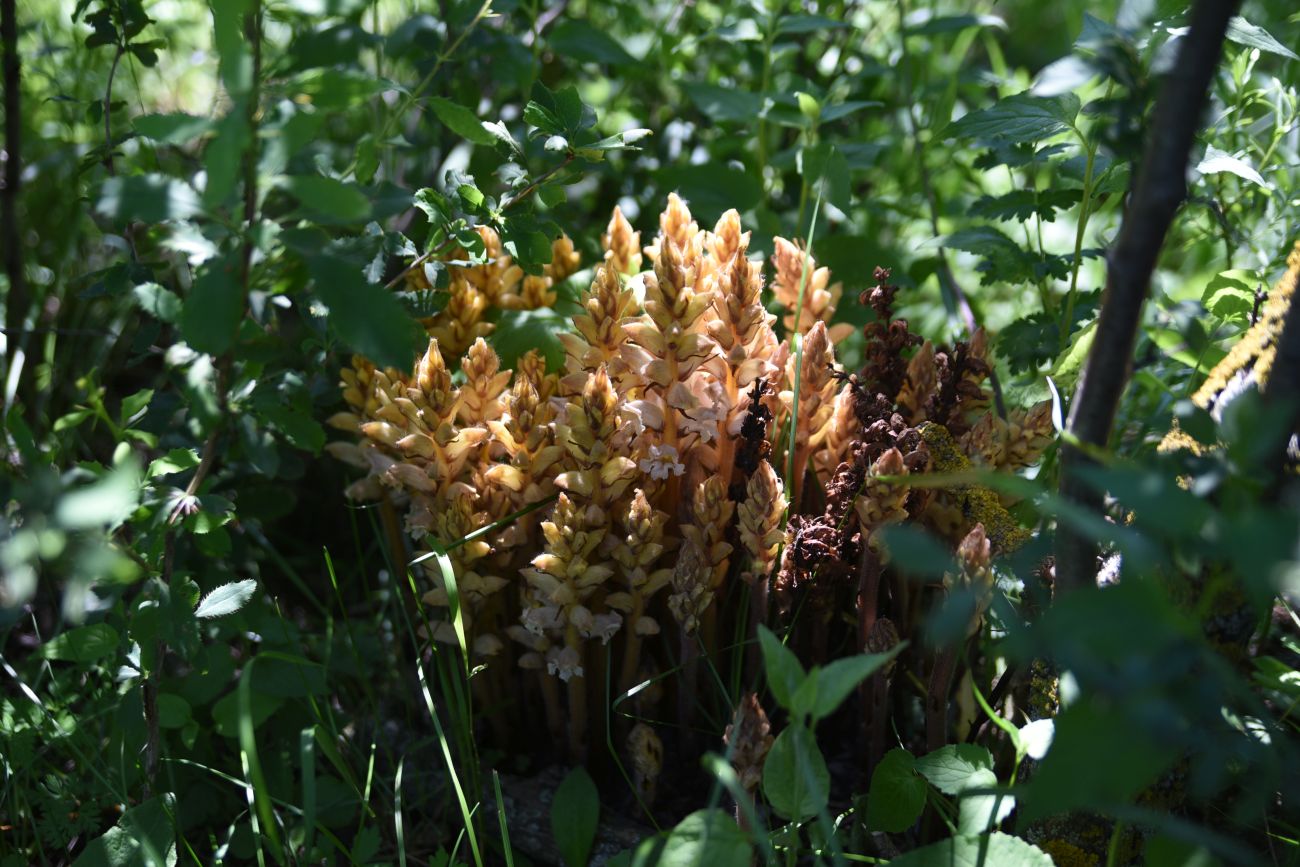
[237,655,284,864]
[395,756,407,867]
[492,770,515,867]
[300,728,317,858]
[784,174,826,498]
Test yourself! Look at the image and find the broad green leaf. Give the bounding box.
[1019,699,1179,823]
[148,448,200,478]
[428,97,499,147]
[873,525,955,579]
[1225,15,1299,60]
[955,767,1015,836]
[761,723,829,821]
[800,143,850,212]
[202,110,250,207]
[776,14,849,34]
[650,810,751,867]
[548,19,637,66]
[1196,145,1271,189]
[133,112,213,144]
[56,463,141,531]
[211,0,252,94]
[157,693,192,729]
[71,795,177,867]
[132,282,183,323]
[552,766,599,867]
[865,748,926,832]
[886,832,1053,867]
[181,257,242,356]
[282,175,372,223]
[658,164,762,219]
[914,743,995,795]
[40,623,120,663]
[683,83,764,123]
[943,93,1080,143]
[96,175,201,223]
[1019,718,1055,761]
[194,579,258,619]
[804,645,907,723]
[1050,319,1097,390]
[758,625,805,710]
[905,13,1007,35]
[120,388,153,423]
[308,252,423,370]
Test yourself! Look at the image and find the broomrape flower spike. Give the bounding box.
[325,195,1060,769]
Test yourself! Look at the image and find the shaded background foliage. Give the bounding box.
[2,0,1300,864]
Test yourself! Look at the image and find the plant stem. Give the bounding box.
[1060,134,1097,353]
[2,0,28,406]
[1057,0,1239,594]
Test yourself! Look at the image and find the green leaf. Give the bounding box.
[865,748,926,832]
[308,252,423,370]
[1225,15,1299,60]
[886,832,1053,867]
[761,723,829,821]
[120,388,153,424]
[157,694,192,729]
[57,462,141,531]
[803,645,907,722]
[1201,270,1259,323]
[905,13,1007,34]
[71,795,177,867]
[428,97,499,147]
[132,282,183,323]
[96,175,201,222]
[650,810,752,867]
[776,14,849,34]
[758,625,805,710]
[955,767,1015,835]
[148,448,200,478]
[39,623,120,663]
[1196,145,1271,189]
[943,92,1080,143]
[683,83,765,123]
[194,579,258,619]
[282,175,372,223]
[552,766,599,867]
[133,112,212,144]
[800,143,851,212]
[548,19,637,66]
[873,525,955,579]
[1018,699,1179,823]
[202,110,250,207]
[914,743,995,795]
[658,164,762,220]
[491,307,568,371]
[181,257,242,356]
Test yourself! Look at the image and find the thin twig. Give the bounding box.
[1056,0,1240,595]
[1,0,26,410]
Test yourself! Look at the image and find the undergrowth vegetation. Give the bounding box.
[3,0,1300,865]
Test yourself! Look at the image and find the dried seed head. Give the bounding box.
[628,723,664,805]
[896,340,938,424]
[724,693,774,794]
[667,537,711,635]
[865,617,901,677]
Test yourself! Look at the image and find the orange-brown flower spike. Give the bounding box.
[603,206,643,275]
[560,263,635,392]
[427,278,491,359]
[644,192,699,262]
[770,236,851,340]
[896,340,938,425]
[547,234,582,283]
[781,320,840,506]
[458,338,511,427]
[855,447,910,552]
[738,460,787,585]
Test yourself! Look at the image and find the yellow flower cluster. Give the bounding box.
[327,196,1054,764]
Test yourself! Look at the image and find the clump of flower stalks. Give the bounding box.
[327,195,1056,790]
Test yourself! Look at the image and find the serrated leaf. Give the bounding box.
[865,749,926,832]
[969,189,1081,223]
[887,832,1053,867]
[132,282,183,322]
[915,744,996,795]
[1196,145,1271,189]
[40,623,121,663]
[194,579,258,618]
[428,97,498,146]
[71,794,177,867]
[96,175,201,223]
[134,112,213,144]
[148,448,200,478]
[943,93,1080,143]
[1225,15,1299,60]
[308,252,422,370]
[181,257,242,356]
[282,175,372,223]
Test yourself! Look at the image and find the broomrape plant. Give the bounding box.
[328,194,1060,794]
